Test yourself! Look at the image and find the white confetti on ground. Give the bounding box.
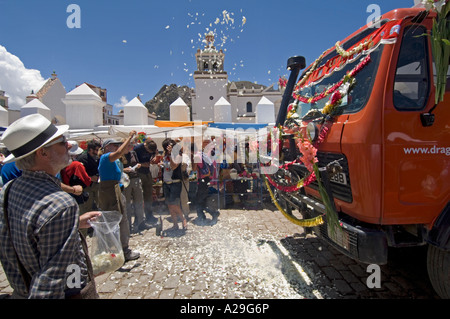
[124,213,326,299]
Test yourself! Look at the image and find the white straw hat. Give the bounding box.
[68,140,83,156]
[1,113,69,163]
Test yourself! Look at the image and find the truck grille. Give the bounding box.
[291,152,353,203]
[317,220,359,258]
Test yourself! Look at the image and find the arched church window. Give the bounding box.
[246,102,252,113]
[203,61,209,70]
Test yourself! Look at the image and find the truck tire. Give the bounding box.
[427,245,450,299]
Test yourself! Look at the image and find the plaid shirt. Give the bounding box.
[0,170,88,299]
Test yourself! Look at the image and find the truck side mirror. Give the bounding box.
[287,56,306,71]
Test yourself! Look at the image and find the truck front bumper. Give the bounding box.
[285,191,388,264]
[314,217,388,265]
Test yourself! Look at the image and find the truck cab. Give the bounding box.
[273,7,450,298]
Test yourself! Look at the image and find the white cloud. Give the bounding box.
[113,96,128,114]
[115,96,129,107]
[0,45,47,110]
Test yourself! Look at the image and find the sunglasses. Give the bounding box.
[44,135,67,147]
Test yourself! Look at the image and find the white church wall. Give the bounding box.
[63,84,105,129]
[170,97,190,121]
[214,97,232,122]
[124,97,148,126]
[124,106,148,125]
[65,100,104,129]
[228,94,262,123]
[192,76,228,121]
[20,107,51,121]
[41,79,67,124]
[0,106,8,127]
[7,109,20,125]
[20,99,52,121]
[255,96,275,124]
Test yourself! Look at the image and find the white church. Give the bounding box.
[190,31,283,124]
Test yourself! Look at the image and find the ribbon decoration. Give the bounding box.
[264,177,324,228]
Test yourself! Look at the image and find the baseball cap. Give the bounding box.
[102,138,123,149]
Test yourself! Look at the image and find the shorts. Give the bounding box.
[163,182,182,206]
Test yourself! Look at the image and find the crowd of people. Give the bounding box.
[0,113,228,299]
[69,131,222,233]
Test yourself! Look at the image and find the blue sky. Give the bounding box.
[0,0,415,112]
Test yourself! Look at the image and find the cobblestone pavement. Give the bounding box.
[0,203,441,299]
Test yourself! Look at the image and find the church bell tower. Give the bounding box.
[191,31,228,121]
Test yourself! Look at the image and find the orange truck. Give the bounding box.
[274,6,449,298]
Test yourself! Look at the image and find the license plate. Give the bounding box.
[329,172,347,185]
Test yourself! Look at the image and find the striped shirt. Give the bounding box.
[0,170,88,299]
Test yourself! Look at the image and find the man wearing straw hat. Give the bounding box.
[0,114,101,299]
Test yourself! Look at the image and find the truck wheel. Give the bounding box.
[427,244,450,299]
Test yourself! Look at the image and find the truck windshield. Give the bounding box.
[296,31,385,118]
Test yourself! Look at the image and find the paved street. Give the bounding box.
[0,201,440,299]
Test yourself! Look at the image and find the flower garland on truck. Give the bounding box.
[264,5,449,229]
[262,19,403,229]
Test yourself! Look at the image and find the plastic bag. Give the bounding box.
[89,211,125,276]
[120,172,130,188]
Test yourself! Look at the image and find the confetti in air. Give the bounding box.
[187,8,247,53]
[157,8,249,87]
